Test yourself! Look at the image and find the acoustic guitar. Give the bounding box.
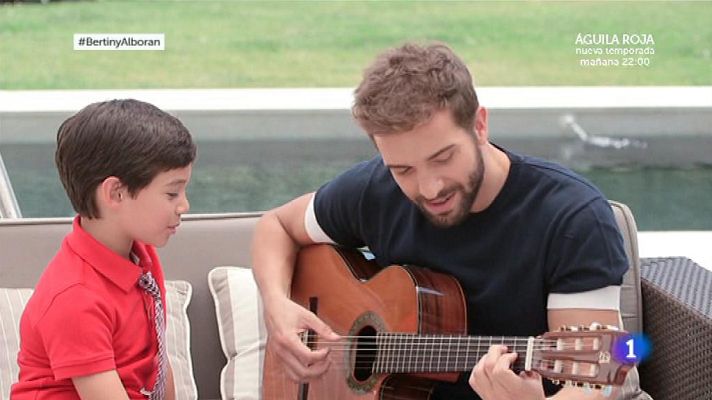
[262,245,632,399]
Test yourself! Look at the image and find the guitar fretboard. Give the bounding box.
[372,333,534,373]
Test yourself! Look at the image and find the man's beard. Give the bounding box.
[416,147,485,228]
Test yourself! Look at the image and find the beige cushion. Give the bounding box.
[208,267,266,400]
[608,201,651,400]
[0,288,32,400]
[610,201,644,333]
[0,281,198,400]
[165,280,199,400]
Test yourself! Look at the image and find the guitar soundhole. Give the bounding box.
[353,325,377,382]
[346,311,384,394]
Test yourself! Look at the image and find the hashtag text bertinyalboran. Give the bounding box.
[82,37,161,48]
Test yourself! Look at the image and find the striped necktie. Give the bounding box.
[138,271,167,400]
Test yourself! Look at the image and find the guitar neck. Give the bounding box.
[372,333,532,374]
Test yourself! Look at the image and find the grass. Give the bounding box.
[0,1,711,89]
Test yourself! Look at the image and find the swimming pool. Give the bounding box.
[2,138,710,231]
[1,87,710,231]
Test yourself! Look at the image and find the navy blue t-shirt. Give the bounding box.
[313,147,628,399]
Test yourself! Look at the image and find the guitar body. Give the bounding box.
[262,245,468,400]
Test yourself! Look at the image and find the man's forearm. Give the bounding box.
[251,212,301,305]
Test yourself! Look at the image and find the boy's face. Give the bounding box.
[120,165,192,247]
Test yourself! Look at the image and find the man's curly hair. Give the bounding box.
[353,42,479,136]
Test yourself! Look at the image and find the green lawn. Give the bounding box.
[1,1,710,89]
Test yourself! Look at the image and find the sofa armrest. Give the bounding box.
[638,257,712,400]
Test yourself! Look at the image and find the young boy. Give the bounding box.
[10,99,196,400]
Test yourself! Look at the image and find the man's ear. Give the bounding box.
[473,106,489,144]
[97,176,125,210]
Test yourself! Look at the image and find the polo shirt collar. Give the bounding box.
[66,216,154,292]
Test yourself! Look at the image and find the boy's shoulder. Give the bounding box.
[25,239,96,324]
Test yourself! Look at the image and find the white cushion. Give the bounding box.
[208,267,266,400]
[165,280,199,400]
[0,288,32,400]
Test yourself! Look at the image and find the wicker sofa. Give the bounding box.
[0,203,710,399]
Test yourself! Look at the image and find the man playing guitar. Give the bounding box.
[251,42,647,400]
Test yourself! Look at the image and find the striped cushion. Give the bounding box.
[208,267,266,400]
[165,280,199,400]
[0,282,198,400]
[0,288,32,400]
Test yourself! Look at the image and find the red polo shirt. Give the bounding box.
[11,216,167,399]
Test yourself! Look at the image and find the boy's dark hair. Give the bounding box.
[353,42,479,136]
[55,99,196,219]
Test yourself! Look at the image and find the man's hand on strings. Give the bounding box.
[264,296,341,382]
[469,345,546,400]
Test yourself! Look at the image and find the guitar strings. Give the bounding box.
[295,348,604,365]
[298,342,597,351]
[302,338,560,345]
[320,358,587,369]
[302,347,596,352]
[300,334,601,351]
[290,340,608,371]
[303,335,562,341]
[302,335,597,343]
[323,356,599,366]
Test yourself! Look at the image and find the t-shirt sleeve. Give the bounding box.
[547,198,629,295]
[312,160,374,248]
[37,285,116,380]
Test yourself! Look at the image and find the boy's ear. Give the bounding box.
[97,176,126,209]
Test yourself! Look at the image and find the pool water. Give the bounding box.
[2,140,711,230]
